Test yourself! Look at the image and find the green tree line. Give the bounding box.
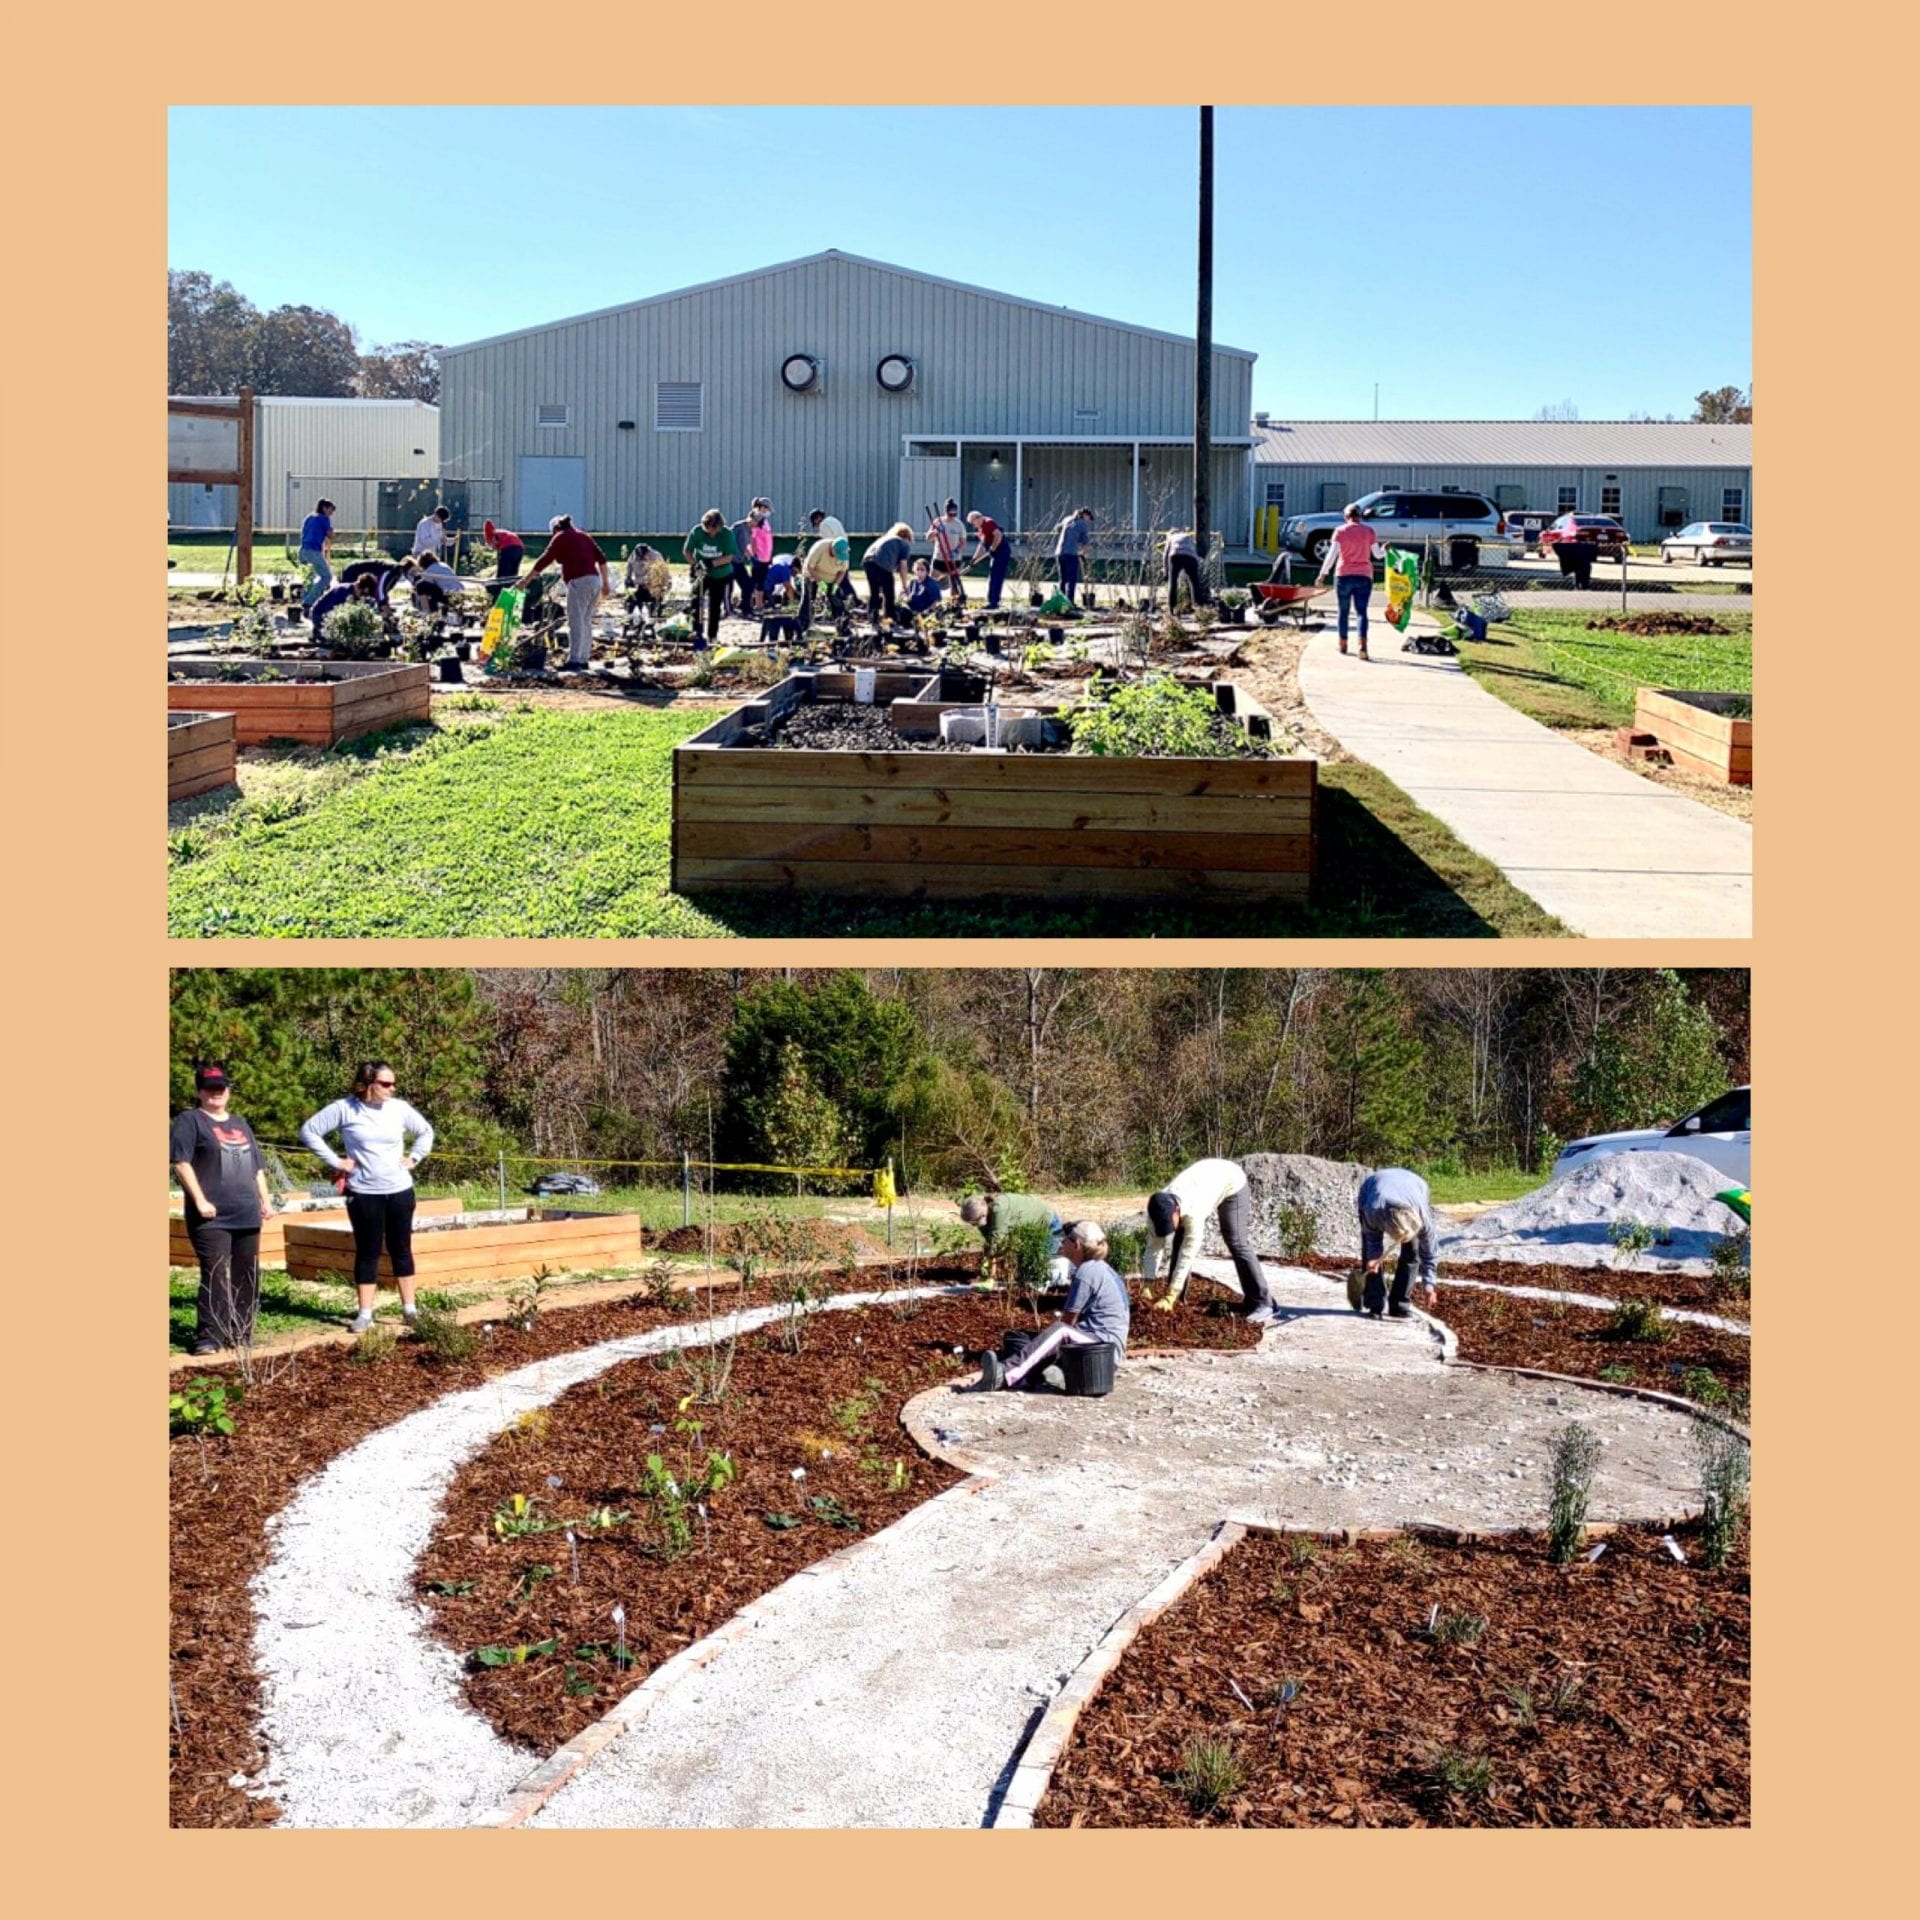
[169,968,1747,1190]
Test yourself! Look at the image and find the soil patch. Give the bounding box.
[1567,727,1754,821]
[1036,1523,1748,1827]
[1305,1254,1750,1318]
[1585,612,1734,638]
[648,1218,900,1260]
[421,1295,1260,1756]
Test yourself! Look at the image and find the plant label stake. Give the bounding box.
[1662,1534,1688,1563]
[611,1603,626,1667]
[567,1530,580,1584]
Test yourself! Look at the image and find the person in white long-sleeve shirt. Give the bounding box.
[299,1061,435,1333]
[1141,1156,1275,1324]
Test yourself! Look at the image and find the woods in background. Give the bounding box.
[169,969,1748,1193]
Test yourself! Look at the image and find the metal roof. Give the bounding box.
[443,251,1256,361]
[1250,419,1751,468]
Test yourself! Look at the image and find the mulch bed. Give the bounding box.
[1307,1253,1750,1318]
[1036,1523,1749,1827]
[422,1294,1259,1756]
[170,1278,1251,1827]
[1585,612,1736,637]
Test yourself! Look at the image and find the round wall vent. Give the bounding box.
[781,353,821,393]
[876,353,916,394]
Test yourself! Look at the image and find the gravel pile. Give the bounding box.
[1436,1151,1746,1272]
[1200,1154,1372,1262]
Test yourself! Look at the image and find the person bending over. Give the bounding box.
[957,1191,1072,1289]
[973,1223,1130,1391]
[1348,1167,1439,1319]
[1142,1156,1275,1324]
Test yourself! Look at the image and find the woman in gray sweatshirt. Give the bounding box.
[299,1062,436,1333]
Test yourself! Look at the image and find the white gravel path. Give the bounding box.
[529,1263,1716,1829]
[248,1286,952,1829]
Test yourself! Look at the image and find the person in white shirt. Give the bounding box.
[412,506,453,557]
[299,1062,436,1333]
[410,554,466,613]
[1141,1157,1275,1324]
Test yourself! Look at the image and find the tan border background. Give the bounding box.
[3,4,1900,1902]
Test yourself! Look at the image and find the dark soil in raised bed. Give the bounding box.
[422,1293,1260,1756]
[170,1280,1252,1827]
[1036,1523,1749,1827]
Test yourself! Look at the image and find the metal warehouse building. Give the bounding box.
[1249,419,1752,545]
[167,397,441,531]
[439,251,1254,543]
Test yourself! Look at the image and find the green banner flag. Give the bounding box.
[1384,547,1420,632]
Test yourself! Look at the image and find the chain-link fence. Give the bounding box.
[276,474,507,565]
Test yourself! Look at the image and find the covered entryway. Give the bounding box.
[516,455,587,532]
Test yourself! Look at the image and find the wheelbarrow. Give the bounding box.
[1252,581,1331,629]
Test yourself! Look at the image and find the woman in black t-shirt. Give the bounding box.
[170,1061,274,1356]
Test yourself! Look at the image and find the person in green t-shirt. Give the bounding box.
[683,508,738,647]
[958,1192,1071,1289]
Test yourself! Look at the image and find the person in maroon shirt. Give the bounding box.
[964,510,1014,609]
[481,519,526,603]
[522,515,611,669]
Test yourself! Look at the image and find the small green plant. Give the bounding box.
[503,1407,552,1448]
[1609,1219,1658,1266]
[637,1409,738,1561]
[993,1216,1057,1298]
[830,1379,885,1440]
[322,598,387,659]
[1069,673,1230,760]
[1695,1422,1750,1568]
[424,1578,475,1597]
[1274,1202,1318,1265]
[506,1264,553,1332]
[1503,1683,1539,1732]
[492,1493,558,1539]
[1284,1536,1320,1570]
[1104,1225,1146,1277]
[1606,1298,1671,1344]
[1382,1535,1432,1573]
[639,1258,685,1312]
[807,1493,863,1531]
[1426,1745,1493,1802]
[411,1301,478,1362]
[763,1511,802,1531]
[1597,1364,1634,1384]
[1709,1229,1751,1298]
[1546,1671,1585,1717]
[1679,1366,1729,1408]
[1546,1422,1602,1564]
[1174,1737,1247,1815]
[170,1375,243,1437]
[513,1564,556,1603]
[348,1326,400,1366]
[1428,1608,1488,1647]
[472,1637,559,1669]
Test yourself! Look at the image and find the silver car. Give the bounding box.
[1552,1085,1751,1188]
[1280,488,1507,568]
[1660,522,1753,567]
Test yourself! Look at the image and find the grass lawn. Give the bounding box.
[168,700,1567,939]
[1417,1164,1543,1206]
[1455,608,1751,731]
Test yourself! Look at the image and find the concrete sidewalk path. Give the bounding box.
[1297,626,1751,936]
[529,1264,1704,1829]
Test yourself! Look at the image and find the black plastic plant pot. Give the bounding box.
[455,639,473,661]
[1047,625,1065,644]
[985,632,1002,656]
[437,655,465,684]
[523,644,549,674]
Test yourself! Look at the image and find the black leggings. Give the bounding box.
[188,1221,261,1349]
[693,572,728,642]
[1167,551,1208,609]
[346,1188,417,1289]
[863,562,899,626]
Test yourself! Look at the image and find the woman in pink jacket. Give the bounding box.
[1317,503,1387,658]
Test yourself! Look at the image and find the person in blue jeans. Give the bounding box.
[965,511,1013,609]
[1055,506,1095,604]
[298,498,336,611]
[1317,503,1385,657]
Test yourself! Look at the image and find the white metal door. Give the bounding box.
[517,455,587,531]
[899,455,962,531]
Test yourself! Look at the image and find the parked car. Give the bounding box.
[1552,1085,1750,1187]
[1280,489,1507,569]
[1660,522,1752,567]
[1539,512,1631,556]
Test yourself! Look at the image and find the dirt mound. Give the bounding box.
[650,1218,885,1260]
[1436,1151,1745,1272]
[1199,1153,1372,1262]
[1585,612,1733,637]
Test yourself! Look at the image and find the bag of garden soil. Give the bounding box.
[480,586,523,672]
[1384,547,1419,632]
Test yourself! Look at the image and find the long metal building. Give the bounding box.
[438,251,1254,542]
[167,397,441,531]
[1249,419,1752,544]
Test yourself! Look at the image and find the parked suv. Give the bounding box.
[1552,1084,1751,1188]
[1280,489,1507,568]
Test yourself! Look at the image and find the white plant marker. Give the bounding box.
[1662,1534,1688,1563]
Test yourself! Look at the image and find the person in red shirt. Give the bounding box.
[480,519,526,603]
[964,510,1013,609]
[1317,503,1387,658]
[522,515,611,669]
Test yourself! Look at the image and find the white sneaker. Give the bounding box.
[350,1309,375,1334]
[1244,1306,1277,1328]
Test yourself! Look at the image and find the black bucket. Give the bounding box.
[437,656,465,684]
[1060,1343,1117,1397]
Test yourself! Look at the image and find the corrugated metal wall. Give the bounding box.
[1251,462,1753,542]
[441,255,1254,535]
[167,400,440,529]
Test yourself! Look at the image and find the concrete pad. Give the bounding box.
[1298,629,1752,936]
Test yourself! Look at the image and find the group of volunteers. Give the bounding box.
[956,1155,1439,1394]
[170,1060,435,1354]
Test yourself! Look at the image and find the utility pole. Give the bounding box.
[1373,382,1379,421]
[1194,105,1214,558]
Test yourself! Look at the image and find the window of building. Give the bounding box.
[1264,481,1287,512]
[1495,484,1526,511]
[654,382,704,432]
[1601,483,1622,516]
[1722,487,1745,522]
[535,403,570,429]
[1657,485,1689,529]
[1557,484,1579,512]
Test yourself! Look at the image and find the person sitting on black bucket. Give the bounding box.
[1346,1167,1439,1320]
[973,1223,1128,1392]
[1143,1157,1277,1326]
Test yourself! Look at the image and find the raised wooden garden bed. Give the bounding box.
[166,658,433,747]
[1633,687,1752,786]
[168,710,238,802]
[673,670,1316,900]
[281,1206,645,1289]
[167,1193,462,1269]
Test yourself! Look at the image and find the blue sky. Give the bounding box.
[169,106,1750,419]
